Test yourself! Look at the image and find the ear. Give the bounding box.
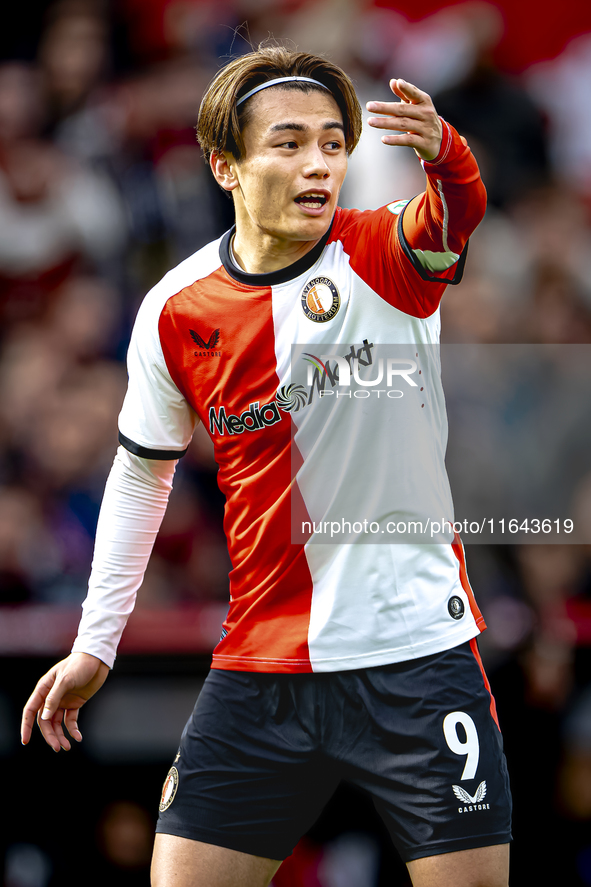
[210,151,239,192]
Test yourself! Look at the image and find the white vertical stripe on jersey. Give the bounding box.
[270,243,480,672]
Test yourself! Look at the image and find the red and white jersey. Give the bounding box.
[119,121,487,673]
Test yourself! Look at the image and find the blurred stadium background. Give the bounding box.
[1,0,591,884]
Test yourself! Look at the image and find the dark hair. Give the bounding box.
[197,45,362,162]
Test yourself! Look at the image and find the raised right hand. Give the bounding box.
[21,652,109,752]
[367,78,443,162]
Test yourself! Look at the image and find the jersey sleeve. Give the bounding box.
[400,118,486,283]
[118,285,198,459]
[331,120,486,319]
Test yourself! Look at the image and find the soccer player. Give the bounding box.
[21,46,511,887]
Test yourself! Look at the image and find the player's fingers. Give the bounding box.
[366,100,424,119]
[36,708,62,753]
[52,710,71,751]
[21,711,36,745]
[20,676,55,744]
[64,709,83,743]
[390,78,431,104]
[380,132,424,150]
[367,115,425,132]
[380,129,441,163]
[21,697,42,744]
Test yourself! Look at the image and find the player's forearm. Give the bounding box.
[406,120,487,259]
[71,446,176,667]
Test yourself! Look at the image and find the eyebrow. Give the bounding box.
[269,121,345,134]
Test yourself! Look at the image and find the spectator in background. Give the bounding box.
[0,276,127,604]
[0,57,126,326]
[525,32,591,200]
[433,5,550,208]
[38,0,110,136]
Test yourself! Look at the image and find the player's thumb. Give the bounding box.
[40,697,58,720]
[40,673,64,720]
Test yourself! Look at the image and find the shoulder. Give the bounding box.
[326,203,408,276]
[139,236,225,326]
[127,235,225,365]
[329,203,407,249]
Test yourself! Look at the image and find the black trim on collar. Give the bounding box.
[119,431,189,460]
[219,219,335,287]
[398,204,468,286]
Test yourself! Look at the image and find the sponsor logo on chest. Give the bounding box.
[209,401,282,436]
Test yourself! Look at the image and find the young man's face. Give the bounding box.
[222,87,348,247]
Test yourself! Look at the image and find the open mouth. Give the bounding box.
[294,192,328,209]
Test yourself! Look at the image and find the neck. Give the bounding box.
[231,230,321,275]
[231,198,328,274]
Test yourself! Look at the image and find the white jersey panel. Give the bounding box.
[270,241,479,671]
[305,543,479,670]
[118,239,222,453]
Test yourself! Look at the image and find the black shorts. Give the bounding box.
[156,640,512,862]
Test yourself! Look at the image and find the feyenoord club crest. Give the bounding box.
[159,766,179,812]
[301,277,340,323]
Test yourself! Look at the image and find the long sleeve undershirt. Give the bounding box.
[71,446,176,667]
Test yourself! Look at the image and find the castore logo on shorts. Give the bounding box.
[453,781,491,814]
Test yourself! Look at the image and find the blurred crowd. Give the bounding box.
[1,0,591,884]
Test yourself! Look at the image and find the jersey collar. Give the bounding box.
[220,218,334,287]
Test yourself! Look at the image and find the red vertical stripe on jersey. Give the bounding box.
[158,267,315,672]
[469,637,500,730]
[453,535,497,727]
[451,533,486,632]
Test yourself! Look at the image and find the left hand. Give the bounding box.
[21,652,109,752]
[367,79,443,162]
